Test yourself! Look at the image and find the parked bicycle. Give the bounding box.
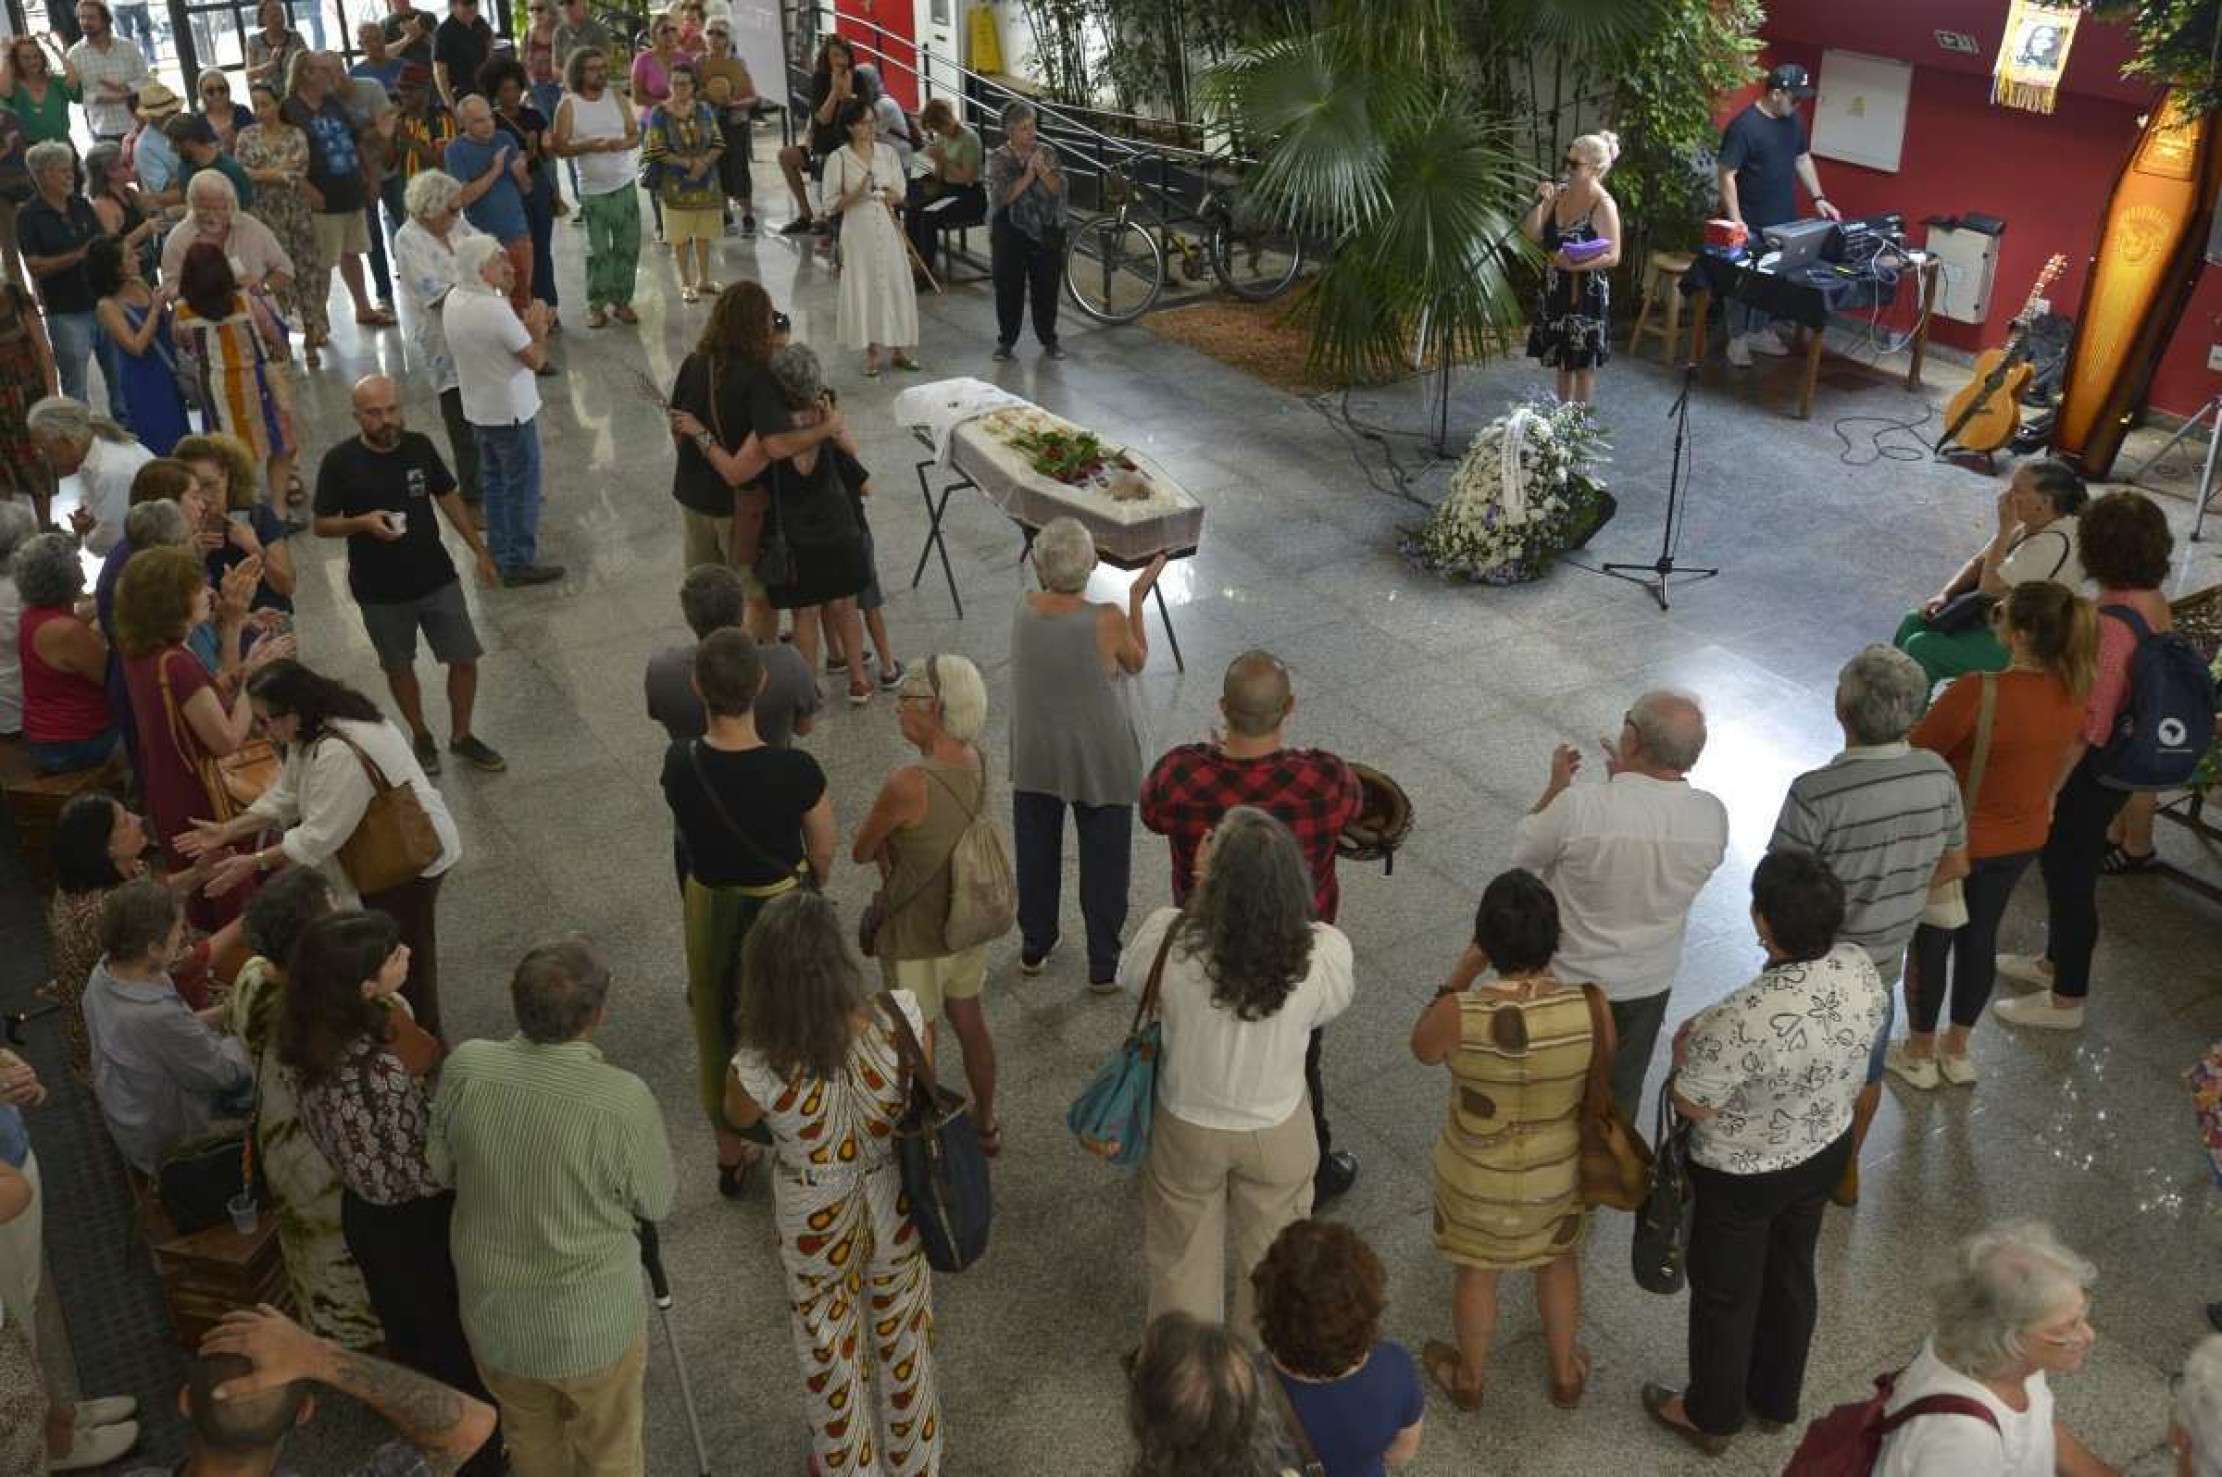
[1064,161,1306,324]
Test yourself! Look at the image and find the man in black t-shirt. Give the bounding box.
[1716,62,1840,367]
[382,0,437,65]
[434,0,495,108]
[313,375,507,775]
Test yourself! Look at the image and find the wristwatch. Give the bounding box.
[693,430,716,454]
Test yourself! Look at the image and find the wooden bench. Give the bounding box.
[0,740,125,894]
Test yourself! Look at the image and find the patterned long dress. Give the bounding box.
[0,283,49,502]
[173,290,287,463]
[224,956,382,1347]
[731,991,944,1477]
[235,122,328,342]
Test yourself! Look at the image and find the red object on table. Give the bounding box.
[1704,218,1749,251]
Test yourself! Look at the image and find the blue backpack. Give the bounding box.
[2092,605,2219,791]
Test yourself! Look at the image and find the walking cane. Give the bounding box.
[638,1220,713,1476]
[892,200,944,295]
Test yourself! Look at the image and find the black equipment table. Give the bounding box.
[1682,250,1941,418]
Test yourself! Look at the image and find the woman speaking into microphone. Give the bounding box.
[1521,131,1622,407]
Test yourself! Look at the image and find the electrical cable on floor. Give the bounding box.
[1306,385,1453,507]
[1832,402,1938,466]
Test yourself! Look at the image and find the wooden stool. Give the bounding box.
[128,1166,293,1349]
[1628,250,1695,364]
[0,741,125,894]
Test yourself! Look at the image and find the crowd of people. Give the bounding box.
[0,8,2215,1476]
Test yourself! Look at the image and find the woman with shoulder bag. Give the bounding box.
[726,890,945,1477]
[662,628,836,1199]
[113,545,294,931]
[1890,585,2093,1090]
[1409,868,1601,1412]
[853,654,1003,1156]
[177,660,459,1038]
[1641,853,1888,1459]
[1126,807,1355,1346]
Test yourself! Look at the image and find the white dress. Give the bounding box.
[827,141,919,351]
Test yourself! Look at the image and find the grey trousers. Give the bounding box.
[1609,989,1672,1126]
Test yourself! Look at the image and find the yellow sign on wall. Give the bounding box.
[967,4,1003,75]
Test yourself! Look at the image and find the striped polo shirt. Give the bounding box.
[428,1035,676,1380]
[1768,743,1965,981]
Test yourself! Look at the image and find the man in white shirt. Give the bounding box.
[66,1,151,142]
[444,234,563,586]
[26,397,153,557]
[1510,689,1728,1121]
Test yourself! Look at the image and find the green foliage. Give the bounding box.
[1015,0,1307,118]
[2090,0,2222,117]
[1609,0,1765,256]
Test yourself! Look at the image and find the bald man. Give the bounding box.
[312,375,507,775]
[1141,648,1365,1202]
[1510,690,1728,1121]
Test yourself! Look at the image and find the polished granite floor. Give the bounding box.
[22,152,2222,1474]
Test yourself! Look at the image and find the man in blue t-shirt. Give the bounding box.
[1716,61,1841,367]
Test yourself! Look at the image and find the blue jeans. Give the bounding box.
[474,418,542,573]
[47,310,100,405]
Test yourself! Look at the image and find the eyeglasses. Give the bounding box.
[2032,1312,2095,1347]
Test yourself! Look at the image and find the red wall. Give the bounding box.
[1747,26,2222,420]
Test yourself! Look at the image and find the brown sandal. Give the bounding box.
[1549,1345,1592,1409]
[1421,1339,1483,1412]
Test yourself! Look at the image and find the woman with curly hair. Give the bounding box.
[1252,1219,1425,1473]
[725,890,943,1477]
[1127,1310,1286,1477]
[1409,868,1600,1412]
[1122,806,1355,1344]
[174,432,293,612]
[112,544,290,917]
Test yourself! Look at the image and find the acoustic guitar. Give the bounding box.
[1941,253,2068,455]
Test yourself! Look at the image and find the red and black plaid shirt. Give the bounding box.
[1140,743,1362,923]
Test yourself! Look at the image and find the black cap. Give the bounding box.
[1765,62,1814,97]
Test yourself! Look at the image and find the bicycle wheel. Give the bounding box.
[1064,215,1166,325]
[1208,207,1305,302]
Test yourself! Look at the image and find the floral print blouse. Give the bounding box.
[295,1023,444,1206]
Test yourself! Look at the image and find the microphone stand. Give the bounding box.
[1598,361,1718,611]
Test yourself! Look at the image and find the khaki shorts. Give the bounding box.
[313,208,371,259]
[663,205,723,244]
[679,507,767,601]
[882,946,987,1019]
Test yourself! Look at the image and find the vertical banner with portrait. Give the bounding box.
[1992,0,2081,115]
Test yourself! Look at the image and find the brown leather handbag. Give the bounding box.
[1576,982,1653,1211]
[329,731,441,896]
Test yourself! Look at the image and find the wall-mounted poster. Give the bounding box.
[1993,0,2082,115]
[1811,49,1912,174]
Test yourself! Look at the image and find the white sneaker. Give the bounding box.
[51,1420,138,1472]
[1726,335,1754,368]
[1994,953,2053,990]
[1937,1052,1979,1086]
[75,1396,138,1427]
[1993,994,2085,1030]
[1884,1042,1939,1090]
[1748,325,1793,357]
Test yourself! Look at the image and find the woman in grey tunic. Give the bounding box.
[1008,517,1166,989]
